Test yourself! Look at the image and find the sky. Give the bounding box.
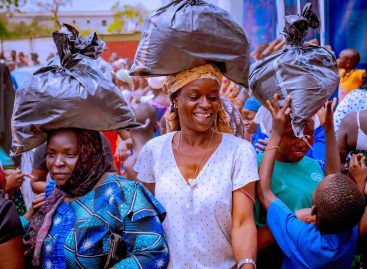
[22,0,164,12]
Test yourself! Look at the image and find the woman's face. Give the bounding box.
[277,119,314,162]
[242,109,258,135]
[46,130,80,186]
[174,78,220,133]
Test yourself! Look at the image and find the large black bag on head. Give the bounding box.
[129,0,250,88]
[249,3,339,137]
[11,24,138,155]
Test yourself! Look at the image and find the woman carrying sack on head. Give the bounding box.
[22,129,169,269]
[134,64,259,269]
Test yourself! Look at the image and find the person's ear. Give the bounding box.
[311,205,317,216]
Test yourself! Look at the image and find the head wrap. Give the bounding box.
[162,64,231,133]
[163,64,222,95]
[244,97,261,112]
[24,129,110,267]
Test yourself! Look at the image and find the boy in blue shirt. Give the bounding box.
[257,94,366,269]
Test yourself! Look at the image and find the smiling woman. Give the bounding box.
[134,64,259,269]
[22,128,169,269]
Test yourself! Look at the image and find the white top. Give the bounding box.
[356,111,367,151]
[134,132,259,269]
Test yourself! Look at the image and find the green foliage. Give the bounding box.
[35,0,72,28]
[0,0,22,12]
[107,2,148,34]
[0,14,53,38]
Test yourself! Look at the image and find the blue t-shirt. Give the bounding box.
[267,199,358,269]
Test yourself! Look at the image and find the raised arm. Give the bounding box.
[257,94,291,210]
[317,98,341,175]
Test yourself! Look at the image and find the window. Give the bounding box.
[102,20,107,26]
[73,20,76,24]
[86,20,90,24]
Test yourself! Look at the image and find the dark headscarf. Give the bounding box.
[24,129,110,267]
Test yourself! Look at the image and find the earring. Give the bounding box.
[170,104,177,113]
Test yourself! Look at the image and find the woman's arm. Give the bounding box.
[113,182,168,269]
[232,182,257,269]
[0,236,24,269]
[112,216,169,269]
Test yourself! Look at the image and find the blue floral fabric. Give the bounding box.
[38,175,169,269]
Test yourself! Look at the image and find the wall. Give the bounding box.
[1,33,141,65]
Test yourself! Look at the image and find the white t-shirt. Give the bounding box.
[134,132,259,269]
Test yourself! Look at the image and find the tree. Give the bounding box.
[0,0,25,12]
[107,2,148,34]
[34,0,72,28]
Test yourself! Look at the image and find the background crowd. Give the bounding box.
[0,2,367,269]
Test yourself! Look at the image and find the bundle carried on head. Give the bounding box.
[129,0,250,88]
[249,3,339,137]
[11,24,139,155]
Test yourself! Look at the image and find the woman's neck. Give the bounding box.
[179,127,214,147]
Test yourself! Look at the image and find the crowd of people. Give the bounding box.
[1,4,367,269]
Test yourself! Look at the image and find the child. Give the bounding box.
[257,94,366,269]
[337,48,367,101]
[124,103,156,180]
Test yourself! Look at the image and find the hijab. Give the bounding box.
[24,129,110,267]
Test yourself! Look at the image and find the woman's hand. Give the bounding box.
[348,154,367,196]
[266,94,292,138]
[317,97,337,130]
[4,169,25,192]
[23,193,46,221]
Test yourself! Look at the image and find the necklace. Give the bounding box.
[177,128,215,185]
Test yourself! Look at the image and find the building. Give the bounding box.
[8,11,116,34]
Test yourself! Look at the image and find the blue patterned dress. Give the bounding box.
[24,175,169,269]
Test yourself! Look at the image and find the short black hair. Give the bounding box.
[314,174,365,234]
[346,48,361,65]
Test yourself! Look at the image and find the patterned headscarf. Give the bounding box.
[24,129,110,267]
[162,64,231,133]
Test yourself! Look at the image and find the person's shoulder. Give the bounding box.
[297,225,359,268]
[103,174,149,194]
[340,111,357,129]
[103,174,136,189]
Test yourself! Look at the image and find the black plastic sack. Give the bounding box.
[11,24,138,155]
[249,3,339,137]
[129,0,249,88]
